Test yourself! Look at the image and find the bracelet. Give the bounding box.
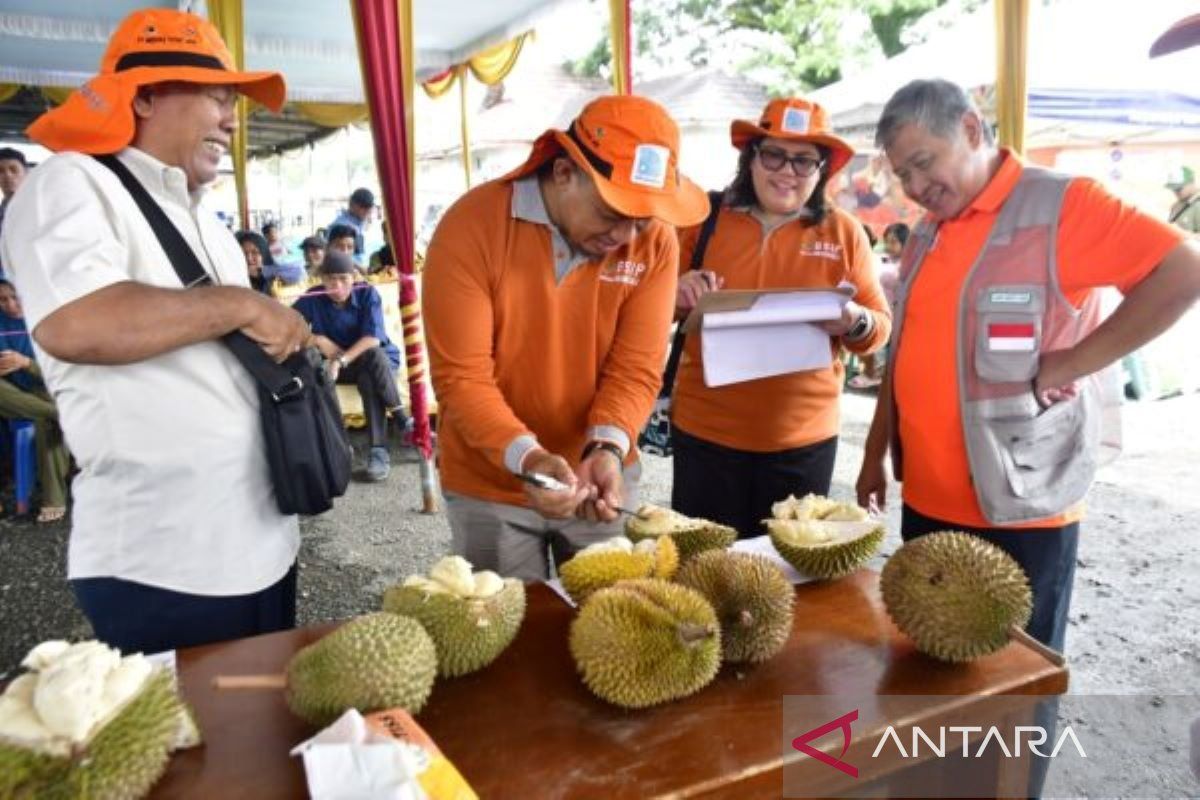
[581,440,624,464]
[335,354,349,368]
[844,310,873,342]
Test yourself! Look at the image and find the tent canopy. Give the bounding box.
[812,0,1200,146]
[0,0,566,153]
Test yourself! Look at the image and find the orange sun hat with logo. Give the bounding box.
[730,97,855,177]
[27,8,286,155]
[504,94,710,227]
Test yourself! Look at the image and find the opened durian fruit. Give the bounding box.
[676,550,795,663]
[0,640,200,800]
[880,531,1058,664]
[625,503,737,561]
[216,612,438,727]
[383,556,526,677]
[764,494,884,579]
[569,579,721,708]
[558,536,679,605]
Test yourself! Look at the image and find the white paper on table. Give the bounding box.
[543,578,577,608]
[730,536,818,585]
[699,287,852,387]
[290,709,430,800]
[145,650,177,675]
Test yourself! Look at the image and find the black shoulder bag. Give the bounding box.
[638,190,724,456]
[96,155,351,516]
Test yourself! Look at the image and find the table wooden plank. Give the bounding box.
[155,570,1067,799]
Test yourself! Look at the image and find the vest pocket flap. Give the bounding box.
[999,398,1080,466]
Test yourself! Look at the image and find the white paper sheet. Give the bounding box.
[290,709,428,800]
[730,535,817,585]
[700,288,852,387]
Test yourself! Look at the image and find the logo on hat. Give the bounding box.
[630,144,669,188]
[781,107,811,135]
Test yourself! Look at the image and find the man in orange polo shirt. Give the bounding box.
[857,79,1200,654]
[423,96,708,580]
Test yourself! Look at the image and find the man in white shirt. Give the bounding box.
[0,9,309,655]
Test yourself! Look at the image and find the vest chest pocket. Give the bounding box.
[974,285,1044,383]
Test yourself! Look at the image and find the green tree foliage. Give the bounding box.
[567,0,982,94]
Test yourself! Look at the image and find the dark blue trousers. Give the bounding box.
[672,427,839,540]
[901,505,1079,799]
[72,563,298,654]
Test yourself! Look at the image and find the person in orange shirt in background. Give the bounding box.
[857,80,1200,655]
[423,96,709,580]
[672,98,891,539]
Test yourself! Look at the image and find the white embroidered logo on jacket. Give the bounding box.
[600,260,647,286]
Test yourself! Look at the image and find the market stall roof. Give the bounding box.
[811,0,1200,146]
[0,0,566,153]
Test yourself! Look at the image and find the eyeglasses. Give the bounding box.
[755,145,824,177]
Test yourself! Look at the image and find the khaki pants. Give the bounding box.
[0,379,70,507]
[445,461,642,581]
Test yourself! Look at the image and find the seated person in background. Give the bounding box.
[368,220,394,275]
[235,230,303,294]
[326,224,367,277]
[0,279,70,523]
[261,221,288,261]
[293,251,408,483]
[300,235,326,279]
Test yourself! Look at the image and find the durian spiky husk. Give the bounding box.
[767,518,884,579]
[569,579,721,708]
[765,494,882,579]
[383,579,525,677]
[286,613,437,725]
[676,550,795,663]
[558,536,679,604]
[625,504,736,561]
[880,531,1033,663]
[0,669,192,800]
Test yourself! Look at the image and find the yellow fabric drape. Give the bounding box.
[291,102,369,127]
[208,0,250,229]
[421,69,457,99]
[419,32,531,98]
[994,0,1029,154]
[39,86,73,105]
[608,0,630,94]
[0,84,20,104]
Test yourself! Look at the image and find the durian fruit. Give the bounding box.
[286,613,438,725]
[625,504,737,561]
[0,640,199,800]
[676,550,795,663]
[765,494,884,579]
[880,531,1034,663]
[383,555,526,676]
[557,536,679,604]
[569,579,721,708]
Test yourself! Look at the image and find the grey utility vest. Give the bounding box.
[888,165,1120,526]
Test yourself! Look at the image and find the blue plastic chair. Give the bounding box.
[8,419,37,515]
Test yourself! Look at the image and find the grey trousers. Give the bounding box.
[445,461,642,581]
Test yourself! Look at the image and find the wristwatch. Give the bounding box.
[581,440,624,464]
[335,354,349,369]
[845,310,872,342]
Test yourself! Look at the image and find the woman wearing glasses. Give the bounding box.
[670,97,892,539]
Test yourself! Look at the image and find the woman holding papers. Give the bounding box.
[670,97,892,539]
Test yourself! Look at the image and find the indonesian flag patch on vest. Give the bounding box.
[987,322,1037,351]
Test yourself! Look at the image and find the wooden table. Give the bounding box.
[155,572,1067,799]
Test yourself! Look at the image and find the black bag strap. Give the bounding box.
[1169,191,1200,225]
[660,189,724,396]
[94,154,302,401]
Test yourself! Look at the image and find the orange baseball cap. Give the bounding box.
[27,9,285,155]
[504,94,710,227]
[730,97,854,177]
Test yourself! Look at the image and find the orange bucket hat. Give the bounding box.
[504,94,710,227]
[730,97,854,177]
[27,9,286,155]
